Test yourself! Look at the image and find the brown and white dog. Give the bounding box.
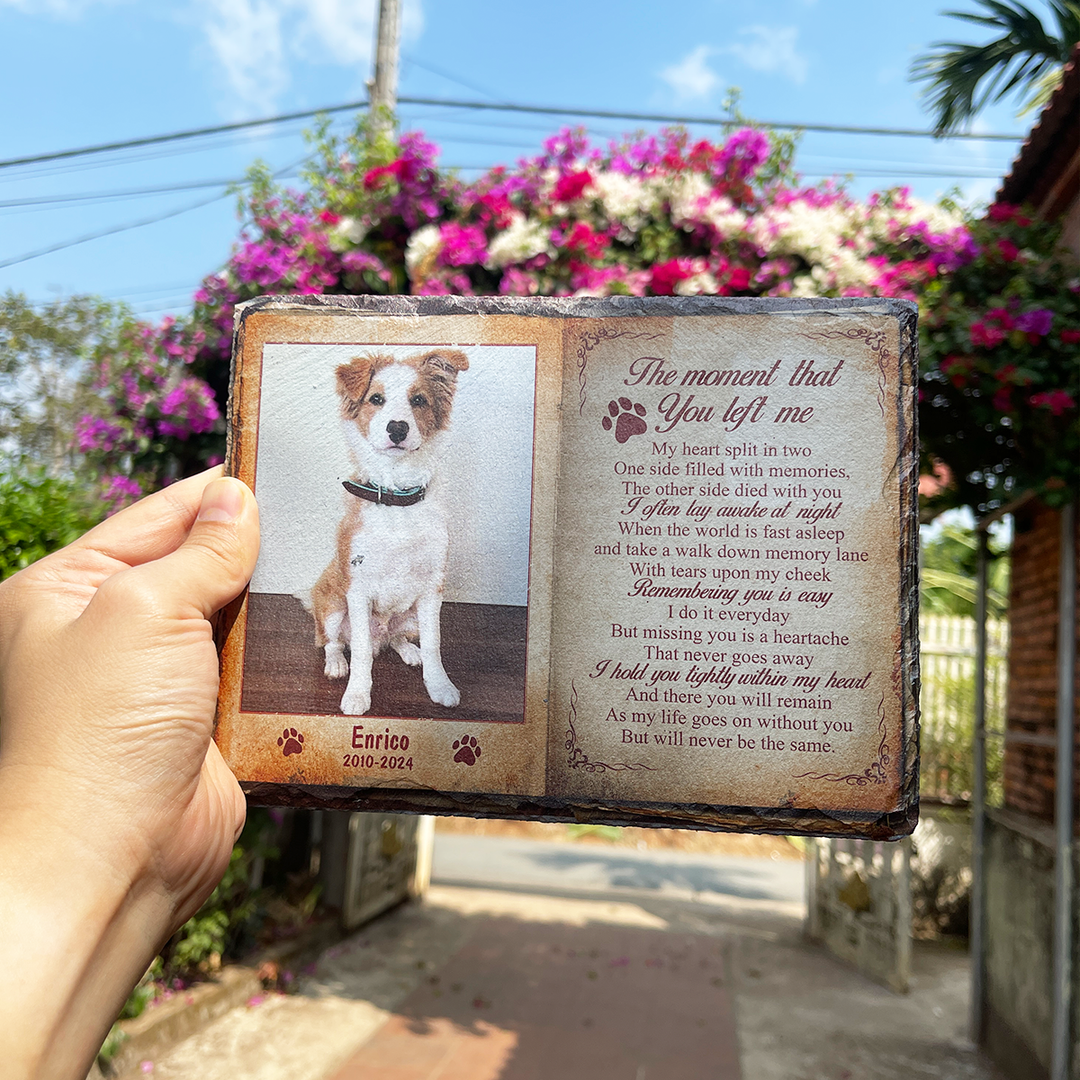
[311,348,469,716]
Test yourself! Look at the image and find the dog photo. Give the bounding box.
[238,341,537,724]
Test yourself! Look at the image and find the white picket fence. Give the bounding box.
[919,613,1008,804]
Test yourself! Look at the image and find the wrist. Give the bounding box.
[0,782,172,1079]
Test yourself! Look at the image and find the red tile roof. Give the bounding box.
[997,41,1080,218]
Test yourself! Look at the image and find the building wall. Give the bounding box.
[983,811,1055,1079]
[1002,500,1080,820]
[986,502,1080,1079]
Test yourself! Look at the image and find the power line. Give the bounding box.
[397,96,1027,142]
[401,54,508,105]
[0,156,305,271]
[0,192,230,271]
[0,100,369,172]
[0,178,242,210]
[0,120,321,187]
[0,95,1026,173]
[0,173,302,211]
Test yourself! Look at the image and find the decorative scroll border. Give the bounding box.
[565,680,656,773]
[791,693,890,787]
[796,327,890,417]
[576,328,664,415]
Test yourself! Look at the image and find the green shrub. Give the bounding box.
[0,471,100,579]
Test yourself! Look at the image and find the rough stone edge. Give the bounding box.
[234,292,917,323]
[241,784,916,841]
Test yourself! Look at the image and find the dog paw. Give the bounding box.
[277,728,305,757]
[452,734,481,766]
[394,641,422,666]
[324,654,349,679]
[602,398,647,443]
[340,686,372,715]
[425,674,460,708]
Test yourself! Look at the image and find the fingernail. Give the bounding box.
[197,478,244,523]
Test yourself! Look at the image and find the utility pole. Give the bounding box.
[368,0,401,138]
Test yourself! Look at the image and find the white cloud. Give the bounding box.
[197,0,291,113]
[660,45,721,102]
[292,0,376,66]
[194,0,423,115]
[724,25,808,84]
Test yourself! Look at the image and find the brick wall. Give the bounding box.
[1003,501,1080,820]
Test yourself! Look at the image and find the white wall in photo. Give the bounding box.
[249,342,537,607]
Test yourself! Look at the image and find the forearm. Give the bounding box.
[0,789,172,1079]
[0,473,257,1077]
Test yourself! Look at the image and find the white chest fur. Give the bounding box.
[346,499,449,615]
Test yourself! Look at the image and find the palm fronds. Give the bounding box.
[911,0,1080,133]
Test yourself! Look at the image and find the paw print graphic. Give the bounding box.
[278,728,305,757]
[602,398,647,443]
[452,734,482,766]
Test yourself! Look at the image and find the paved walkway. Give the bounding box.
[120,837,1003,1080]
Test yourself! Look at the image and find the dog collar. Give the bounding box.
[342,479,426,507]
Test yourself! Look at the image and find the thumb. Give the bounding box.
[131,477,260,619]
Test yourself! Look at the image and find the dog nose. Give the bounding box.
[386,420,409,444]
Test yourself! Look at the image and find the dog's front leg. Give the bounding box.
[416,592,460,708]
[340,591,374,715]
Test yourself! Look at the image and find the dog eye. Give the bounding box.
[367,393,385,406]
[409,394,428,408]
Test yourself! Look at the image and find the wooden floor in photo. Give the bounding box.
[240,593,527,723]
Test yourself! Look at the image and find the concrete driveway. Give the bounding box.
[113,833,1001,1080]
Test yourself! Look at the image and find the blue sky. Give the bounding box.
[0,0,1046,321]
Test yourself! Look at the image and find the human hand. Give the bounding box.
[0,468,259,1078]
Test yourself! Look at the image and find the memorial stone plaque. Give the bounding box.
[216,294,919,838]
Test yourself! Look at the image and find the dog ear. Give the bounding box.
[419,349,469,377]
[336,356,375,402]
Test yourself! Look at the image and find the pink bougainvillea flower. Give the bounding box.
[341,250,391,282]
[103,475,142,510]
[1030,390,1076,416]
[437,223,487,267]
[552,169,593,203]
[970,322,1006,349]
[75,416,125,453]
[996,238,1020,261]
[940,355,971,388]
[362,159,404,190]
[716,128,770,182]
[157,377,220,439]
[499,267,540,296]
[726,266,752,292]
[649,258,696,296]
[563,221,609,259]
[992,386,1013,412]
[1015,309,1053,335]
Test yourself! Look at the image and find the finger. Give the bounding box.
[111,477,260,621]
[71,467,227,569]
